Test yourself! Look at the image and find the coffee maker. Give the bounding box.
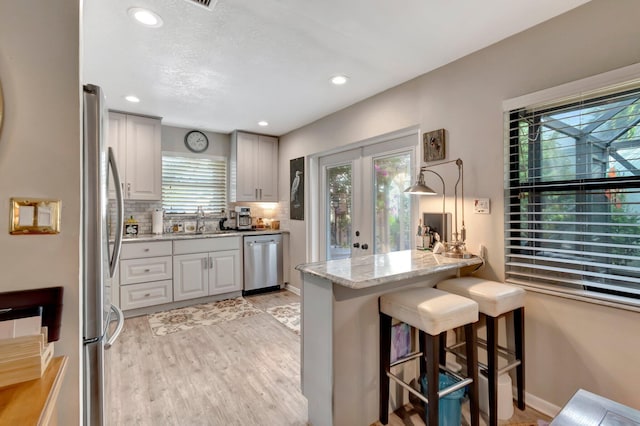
[235,206,252,230]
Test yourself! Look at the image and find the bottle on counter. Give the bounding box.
[416,219,424,249]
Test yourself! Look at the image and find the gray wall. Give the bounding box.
[0,1,81,424]
[280,0,640,413]
[161,125,230,157]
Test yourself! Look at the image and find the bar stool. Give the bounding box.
[379,286,480,426]
[436,277,525,426]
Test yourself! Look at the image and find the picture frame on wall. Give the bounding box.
[290,157,304,220]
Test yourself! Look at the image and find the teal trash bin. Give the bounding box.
[420,373,466,426]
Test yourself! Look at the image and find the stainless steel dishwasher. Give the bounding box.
[243,234,283,295]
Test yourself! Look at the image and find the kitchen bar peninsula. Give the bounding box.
[296,250,482,426]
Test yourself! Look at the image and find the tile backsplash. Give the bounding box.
[108,200,291,237]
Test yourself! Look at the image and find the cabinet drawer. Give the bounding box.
[173,237,241,255]
[121,241,172,259]
[120,256,172,285]
[120,280,172,310]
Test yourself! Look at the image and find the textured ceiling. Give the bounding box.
[83,0,591,136]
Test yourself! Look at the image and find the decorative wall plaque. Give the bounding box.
[423,129,446,162]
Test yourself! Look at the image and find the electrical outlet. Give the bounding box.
[473,198,490,214]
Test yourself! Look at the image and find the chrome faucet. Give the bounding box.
[196,206,206,234]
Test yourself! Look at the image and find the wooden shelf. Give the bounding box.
[0,356,68,426]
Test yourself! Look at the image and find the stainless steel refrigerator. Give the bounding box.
[82,84,125,425]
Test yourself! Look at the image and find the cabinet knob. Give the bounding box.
[144,248,150,252]
[144,293,151,297]
[144,269,150,272]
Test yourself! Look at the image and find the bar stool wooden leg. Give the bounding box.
[419,331,427,378]
[424,332,440,426]
[439,331,447,365]
[379,312,392,424]
[486,315,498,426]
[514,307,525,410]
[465,322,480,426]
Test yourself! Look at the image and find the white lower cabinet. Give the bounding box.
[118,237,243,310]
[173,237,242,301]
[119,241,173,310]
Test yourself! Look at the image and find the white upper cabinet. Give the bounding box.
[107,112,162,200]
[230,131,278,202]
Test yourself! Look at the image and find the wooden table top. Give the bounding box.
[0,356,68,426]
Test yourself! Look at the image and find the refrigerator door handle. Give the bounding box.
[109,147,124,278]
[104,304,124,349]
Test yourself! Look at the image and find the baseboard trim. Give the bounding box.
[285,284,301,296]
[522,390,562,418]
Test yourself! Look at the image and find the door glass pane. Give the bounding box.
[327,164,352,260]
[373,153,412,254]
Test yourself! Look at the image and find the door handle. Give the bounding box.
[361,243,369,250]
[109,147,124,279]
[105,305,124,349]
[209,256,213,269]
[353,242,360,248]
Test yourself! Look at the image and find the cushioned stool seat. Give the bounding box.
[380,286,479,335]
[379,287,480,426]
[437,277,525,426]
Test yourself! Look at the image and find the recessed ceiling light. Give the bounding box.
[258,121,269,127]
[330,75,349,85]
[128,7,163,28]
[125,95,140,103]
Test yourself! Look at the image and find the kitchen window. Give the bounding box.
[505,83,640,307]
[162,152,227,214]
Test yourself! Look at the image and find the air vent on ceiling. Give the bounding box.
[186,0,218,10]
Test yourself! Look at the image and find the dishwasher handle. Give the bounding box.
[247,240,280,247]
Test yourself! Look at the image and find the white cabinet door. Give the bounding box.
[257,135,278,201]
[208,250,242,296]
[125,114,161,200]
[232,132,278,202]
[107,112,161,200]
[173,253,209,301]
[235,132,260,201]
[107,112,127,199]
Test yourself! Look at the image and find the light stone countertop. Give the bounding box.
[295,249,482,289]
[117,229,288,243]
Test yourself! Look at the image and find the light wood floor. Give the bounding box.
[108,289,550,425]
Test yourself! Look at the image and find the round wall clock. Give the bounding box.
[184,130,209,153]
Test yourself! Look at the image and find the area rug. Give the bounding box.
[148,297,262,336]
[266,303,300,335]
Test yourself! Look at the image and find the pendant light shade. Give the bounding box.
[404,171,438,195]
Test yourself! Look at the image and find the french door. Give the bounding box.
[318,134,416,260]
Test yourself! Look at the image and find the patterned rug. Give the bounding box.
[148,297,262,336]
[266,303,300,335]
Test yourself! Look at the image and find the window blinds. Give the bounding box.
[505,86,640,301]
[162,154,227,214]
